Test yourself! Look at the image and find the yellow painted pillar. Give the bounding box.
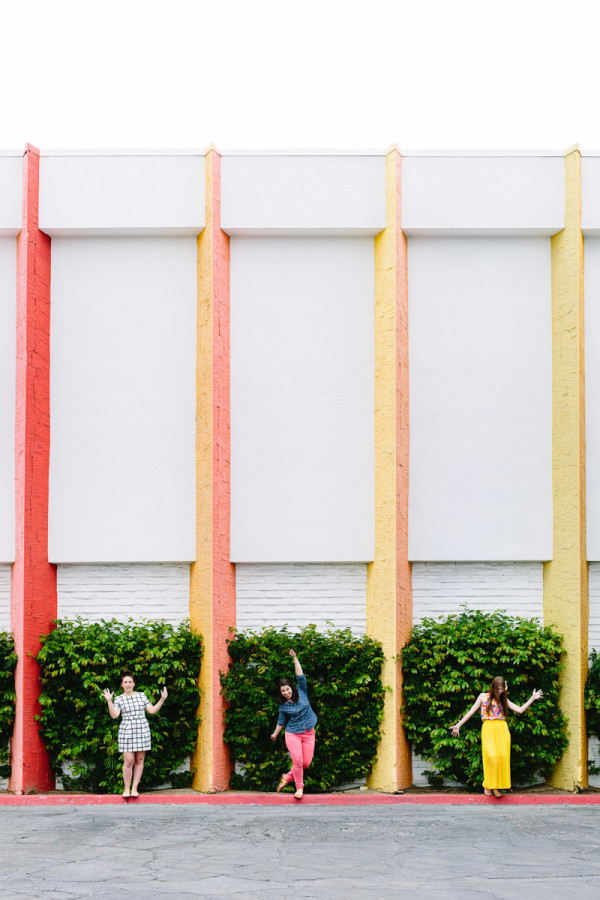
[190,147,236,792]
[544,145,589,790]
[367,146,412,791]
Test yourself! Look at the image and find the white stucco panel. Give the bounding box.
[402,154,564,235]
[221,154,386,234]
[230,236,374,562]
[0,238,16,562]
[408,236,552,561]
[39,154,205,235]
[49,237,197,563]
[0,155,22,235]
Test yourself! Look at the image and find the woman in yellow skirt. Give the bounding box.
[450,677,543,797]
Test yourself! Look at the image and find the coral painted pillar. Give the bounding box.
[9,145,56,793]
[190,147,236,792]
[366,146,412,791]
[544,145,589,790]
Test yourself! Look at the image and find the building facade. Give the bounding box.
[0,144,598,793]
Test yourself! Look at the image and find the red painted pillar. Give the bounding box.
[9,145,56,793]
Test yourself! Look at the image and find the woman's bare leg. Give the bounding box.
[131,751,146,796]
[122,753,134,796]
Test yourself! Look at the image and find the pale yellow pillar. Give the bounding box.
[544,145,589,790]
[366,146,412,791]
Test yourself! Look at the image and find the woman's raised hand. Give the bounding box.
[449,724,460,737]
[532,689,543,701]
[102,688,113,703]
[160,686,168,701]
[289,649,297,658]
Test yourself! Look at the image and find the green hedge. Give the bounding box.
[402,609,568,787]
[36,618,203,793]
[221,625,386,792]
[0,631,18,779]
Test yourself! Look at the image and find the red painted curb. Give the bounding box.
[0,792,598,807]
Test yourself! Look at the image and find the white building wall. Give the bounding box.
[230,236,374,563]
[411,561,544,786]
[408,236,552,561]
[0,565,11,632]
[56,563,190,624]
[0,238,16,563]
[48,236,197,563]
[235,564,367,635]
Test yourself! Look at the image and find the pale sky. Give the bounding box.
[1,0,599,153]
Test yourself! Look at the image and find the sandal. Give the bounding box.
[276,774,288,793]
[493,790,502,798]
[294,789,303,799]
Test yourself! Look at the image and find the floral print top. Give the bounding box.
[481,694,506,720]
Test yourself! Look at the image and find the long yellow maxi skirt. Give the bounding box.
[481,720,511,790]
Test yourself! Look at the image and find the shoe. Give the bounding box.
[294,789,303,799]
[484,789,492,796]
[131,791,139,798]
[493,790,502,798]
[276,774,288,793]
[122,792,130,799]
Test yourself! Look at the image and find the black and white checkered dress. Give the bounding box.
[113,692,152,752]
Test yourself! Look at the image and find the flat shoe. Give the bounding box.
[276,774,288,793]
[131,791,139,798]
[294,789,303,799]
[493,790,502,798]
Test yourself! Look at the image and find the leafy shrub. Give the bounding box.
[0,631,18,779]
[221,625,385,792]
[585,650,600,747]
[36,618,202,793]
[402,609,568,787]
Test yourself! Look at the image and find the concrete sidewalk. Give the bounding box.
[1,803,599,898]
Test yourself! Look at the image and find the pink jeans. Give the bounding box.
[284,728,315,790]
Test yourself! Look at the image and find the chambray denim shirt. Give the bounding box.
[277,674,318,733]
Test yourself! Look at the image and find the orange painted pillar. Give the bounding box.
[190,147,236,791]
[9,145,56,793]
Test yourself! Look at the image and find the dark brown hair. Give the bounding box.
[278,678,298,704]
[121,670,135,684]
[485,676,508,718]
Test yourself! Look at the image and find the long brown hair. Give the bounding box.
[485,676,508,718]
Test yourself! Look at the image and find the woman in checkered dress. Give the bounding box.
[103,671,167,798]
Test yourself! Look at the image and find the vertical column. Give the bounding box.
[366,146,412,791]
[544,145,589,790]
[190,147,236,792]
[9,145,56,793]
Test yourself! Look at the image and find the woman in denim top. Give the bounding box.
[270,649,317,799]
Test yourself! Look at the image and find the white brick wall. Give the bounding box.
[235,564,367,635]
[412,561,544,623]
[411,561,543,785]
[57,563,190,624]
[0,564,10,632]
[588,564,600,653]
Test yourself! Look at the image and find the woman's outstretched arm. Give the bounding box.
[102,688,120,719]
[146,686,168,715]
[507,689,543,715]
[449,693,485,737]
[289,649,303,677]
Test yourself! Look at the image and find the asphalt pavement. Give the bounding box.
[0,802,598,899]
